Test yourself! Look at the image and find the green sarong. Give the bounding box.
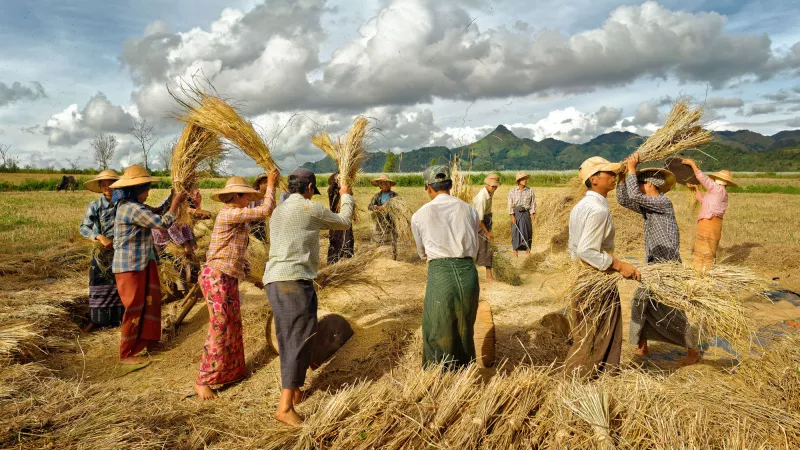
[422,257,480,369]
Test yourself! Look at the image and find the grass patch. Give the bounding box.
[727,185,800,194]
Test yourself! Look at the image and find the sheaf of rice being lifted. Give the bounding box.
[311,117,370,190]
[169,124,223,225]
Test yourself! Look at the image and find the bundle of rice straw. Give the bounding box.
[314,248,386,294]
[171,123,223,224]
[489,243,522,286]
[563,384,614,450]
[450,157,473,203]
[245,238,269,286]
[632,99,712,163]
[311,117,369,190]
[565,262,770,349]
[382,197,414,245]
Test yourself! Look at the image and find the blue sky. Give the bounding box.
[1,0,798,173]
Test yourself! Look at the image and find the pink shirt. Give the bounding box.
[694,170,728,221]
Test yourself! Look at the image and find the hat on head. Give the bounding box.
[84,169,120,193]
[371,173,397,187]
[252,173,269,189]
[636,168,677,193]
[578,156,623,183]
[515,171,530,183]
[708,170,737,188]
[211,176,265,202]
[288,168,321,195]
[484,173,500,187]
[423,164,451,185]
[109,164,157,189]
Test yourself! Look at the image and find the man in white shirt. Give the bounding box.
[471,174,499,281]
[412,164,480,369]
[565,156,640,378]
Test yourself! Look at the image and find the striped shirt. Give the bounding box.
[616,174,681,263]
[80,195,116,240]
[411,194,479,261]
[568,191,615,271]
[113,197,175,273]
[263,193,354,284]
[471,186,493,221]
[206,187,276,280]
[507,186,536,214]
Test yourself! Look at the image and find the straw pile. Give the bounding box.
[171,124,222,224]
[450,157,473,203]
[633,99,712,163]
[314,248,386,294]
[0,244,89,282]
[245,238,269,286]
[490,244,522,286]
[311,117,369,188]
[382,196,414,245]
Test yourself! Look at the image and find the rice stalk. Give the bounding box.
[489,243,522,286]
[171,123,223,224]
[245,238,269,286]
[313,248,387,294]
[563,383,615,450]
[634,99,712,163]
[311,117,369,190]
[450,157,473,203]
[382,197,414,246]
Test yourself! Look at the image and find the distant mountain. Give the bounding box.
[302,126,800,172]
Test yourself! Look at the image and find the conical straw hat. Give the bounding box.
[211,176,264,202]
[84,169,120,193]
[109,165,157,188]
[370,173,397,187]
[515,171,530,183]
[708,170,737,188]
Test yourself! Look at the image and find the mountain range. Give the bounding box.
[302,125,800,172]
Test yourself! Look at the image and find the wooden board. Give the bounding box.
[474,300,496,368]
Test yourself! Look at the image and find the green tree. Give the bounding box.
[430,157,438,166]
[383,152,399,172]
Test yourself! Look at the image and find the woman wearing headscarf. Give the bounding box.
[327,171,355,264]
[79,170,123,332]
[507,171,536,257]
[110,165,186,365]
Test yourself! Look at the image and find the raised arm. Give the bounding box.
[318,194,354,230]
[616,173,639,212]
[220,188,277,224]
[129,203,177,230]
[625,173,672,213]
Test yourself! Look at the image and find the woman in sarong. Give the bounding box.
[79,170,123,332]
[682,159,735,270]
[507,171,536,256]
[327,171,355,264]
[368,174,399,260]
[194,171,278,400]
[110,165,186,365]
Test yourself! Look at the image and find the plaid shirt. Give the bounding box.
[617,173,681,263]
[79,195,116,240]
[152,222,194,247]
[113,196,175,273]
[263,193,354,284]
[507,185,536,214]
[206,187,276,280]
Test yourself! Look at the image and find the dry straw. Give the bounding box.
[381,196,414,245]
[633,99,712,163]
[311,117,370,189]
[171,123,222,224]
[313,248,387,294]
[489,243,522,286]
[450,157,473,203]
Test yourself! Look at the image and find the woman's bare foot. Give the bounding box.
[293,390,306,405]
[680,349,701,366]
[119,356,150,365]
[513,251,518,258]
[634,340,649,357]
[194,383,217,400]
[275,408,303,427]
[80,323,95,334]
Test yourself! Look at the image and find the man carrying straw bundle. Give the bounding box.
[617,154,700,366]
[79,170,124,332]
[472,173,500,281]
[263,168,353,426]
[565,157,640,378]
[508,171,535,257]
[327,171,355,264]
[682,159,736,270]
[368,173,400,260]
[411,165,480,369]
[192,171,279,400]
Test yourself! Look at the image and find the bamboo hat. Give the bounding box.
[579,156,623,183]
[83,169,120,193]
[484,173,500,187]
[252,173,269,189]
[371,173,397,187]
[109,164,158,188]
[515,171,530,183]
[211,176,265,202]
[636,168,677,193]
[708,170,738,188]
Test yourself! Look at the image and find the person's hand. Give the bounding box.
[266,168,280,188]
[682,158,697,168]
[530,213,536,221]
[627,152,639,173]
[511,215,517,224]
[613,259,641,281]
[172,191,188,208]
[376,205,385,211]
[485,231,493,240]
[254,281,265,290]
[97,235,113,250]
[339,184,353,196]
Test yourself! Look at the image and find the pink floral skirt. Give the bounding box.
[197,266,246,386]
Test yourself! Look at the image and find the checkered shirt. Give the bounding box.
[617,173,681,263]
[80,195,116,240]
[262,193,354,284]
[206,187,276,280]
[113,196,175,273]
[507,185,536,214]
[152,222,194,247]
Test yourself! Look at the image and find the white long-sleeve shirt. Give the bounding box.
[568,191,615,270]
[411,194,479,261]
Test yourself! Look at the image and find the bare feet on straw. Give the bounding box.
[293,390,306,405]
[119,356,150,365]
[276,408,303,427]
[680,349,701,366]
[635,340,649,357]
[194,383,217,401]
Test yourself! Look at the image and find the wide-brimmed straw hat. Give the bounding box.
[708,170,737,188]
[371,173,397,187]
[83,169,120,193]
[211,176,265,202]
[636,168,677,193]
[484,173,500,187]
[252,173,269,189]
[515,171,530,183]
[109,164,158,189]
[579,156,623,183]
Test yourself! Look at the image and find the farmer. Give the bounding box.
[327,171,355,264]
[682,159,736,270]
[471,173,500,281]
[368,173,400,260]
[194,170,279,401]
[618,153,700,366]
[508,171,535,257]
[110,165,186,365]
[565,156,640,378]
[249,173,272,243]
[411,165,480,370]
[79,170,124,332]
[263,168,353,426]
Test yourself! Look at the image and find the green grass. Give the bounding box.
[727,185,800,194]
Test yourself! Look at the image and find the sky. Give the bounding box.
[1,0,799,174]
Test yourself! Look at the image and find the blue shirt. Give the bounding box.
[113,196,175,273]
[80,195,117,240]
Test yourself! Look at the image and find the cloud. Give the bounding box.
[706,97,744,109]
[621,101,660,127]
[763,90,790,101]
[747,103,778,116]
[0,81,47,107]
[595,106,623,127]
[43,93,135,147]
